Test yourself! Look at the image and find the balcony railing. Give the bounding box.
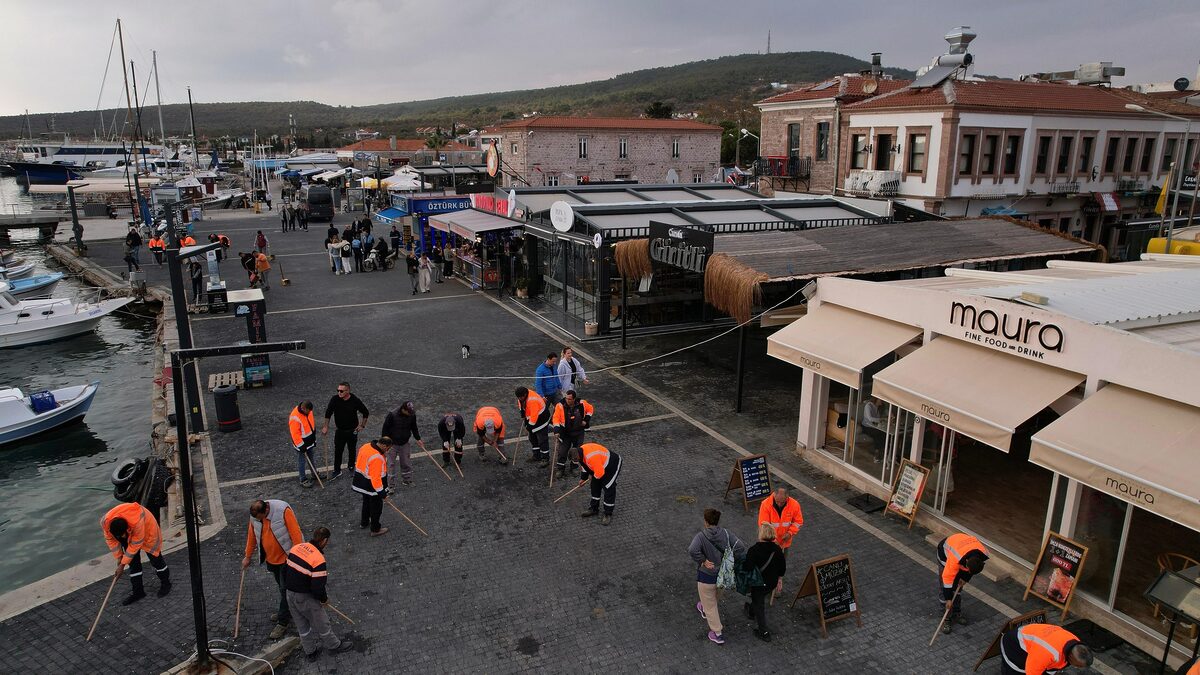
[1048,181,1080,194]
[754,155,812,179]
[1116,179,1145,192]
[843,170,901,197]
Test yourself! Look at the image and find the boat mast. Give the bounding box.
[129,61,147,226]
[187,87,199,171]
[24,109,32,141]
[153,51,166,146]
[117,19,133,125]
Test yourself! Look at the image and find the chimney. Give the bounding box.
[870,52,882,77]
[389,135,396,151]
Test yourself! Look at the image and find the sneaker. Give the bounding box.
[601,514,612,526]
[754,629,772,642]
[370,527,390,537]
[268,623,288,640]
[360,521,369,529]
[270,613,280,623]
[157,580,172,597]
[580,510,598,518]
[332,639,354,653]
[696,602,707,620]
[708,631,725,645]
[956,614,969,626]
[941,622,953,635]
[330,471,342,481]
[121,589,147,606]
[385,487,395,496]
[300,479,314,488]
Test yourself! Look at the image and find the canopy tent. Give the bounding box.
[383,174,431,191]
[428,209,523,240]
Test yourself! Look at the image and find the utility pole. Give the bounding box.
[153,51,166,146]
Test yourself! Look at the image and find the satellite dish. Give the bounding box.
[862,78,879,94]
[550,201,574,232]
[1174,77,1192,92]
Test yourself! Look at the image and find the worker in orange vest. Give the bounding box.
[936,532,989,633]
[241,499,304,640]
[579,442,621,525]
[289,401,318,487]
[550,389,594,479]
[352,437,391,537]
[283,527,354,661]
[1175,656,1199,675]
[1000,623,1092,675]
[757,487,803,553]
[473,406,508,464]
[515,386,551,464]
[147,235,165,265]
[254,250,272,290]
[101,502,170,605]
[180,233,197,247]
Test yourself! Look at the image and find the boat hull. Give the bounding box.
[7,273,63,299]
[5,161,87,185]
[0,382,98,446]
[0,297,134,348]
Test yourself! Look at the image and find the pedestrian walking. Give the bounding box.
[535,353,562,407]
[389,225,401,252]
[101,502,171,605]
[437,413,466,471]
[255,230,269,255]
[743,523,786,642]
[288,205,298,231]
[264,190,272,211]
[473,406,508,464]
[935,532,989,633]
[999,624,1092,675]
[321,381,370,480]
[688,508,746,645]
[757,487,803,557]
[339,238,353,275]
[556,347,590,392]
[550,390,593,478]
[432,247,444,283]
[188,260,204,305]
[352,438,391,536]
[327,223,338,241]
[351,235,364,273]
[280,205,289,232]
[442,245,454,279]
[289,401,319,488]
[299,206,308,231]
[147,234,165,265]
[241,499,304,640]
[254,250,272,290]
[283,528,354,662]
[418,253,432,292]
[515,386,551,464]
[579,442,621,525]
[124,226,143,269]
[406,253,420,295]
[380,401,425,487]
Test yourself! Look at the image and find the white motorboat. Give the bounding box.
[0,260,34,278]
[0,282,134,348]
[0,381,99,445]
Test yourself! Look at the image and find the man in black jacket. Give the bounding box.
[320,382,369,480]
[380,401,425,487]
[551,390,594,479]
[437,413,466,470]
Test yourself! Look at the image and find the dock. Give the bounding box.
[0,213,62,239]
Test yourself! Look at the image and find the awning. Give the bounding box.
[1030,385,1200,531]
[373,207,405,225]
[428,209,521,240]
[871,337,1084,451]
[767,303,921,389]
[1094,192,1121,212]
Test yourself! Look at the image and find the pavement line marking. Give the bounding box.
[216,414,676,488]
[193,292,474,320]
[479,285,1026,621]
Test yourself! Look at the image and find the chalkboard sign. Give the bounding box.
[1025,531,1089,620]
[789,554,862,637]
[972,609,1048,671]
[723,454,772,512]
[884,459,930,529]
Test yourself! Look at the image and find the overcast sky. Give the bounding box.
[1,0,1197,116]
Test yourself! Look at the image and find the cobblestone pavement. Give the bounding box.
[0,204,1139,674]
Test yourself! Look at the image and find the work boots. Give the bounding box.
[156,568,172,597]
[122,577,147,605]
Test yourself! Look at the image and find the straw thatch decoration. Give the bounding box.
[704,253,768,324]
[614,239,653,280]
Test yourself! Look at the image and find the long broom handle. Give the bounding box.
[549,435,559,488]
[487,436,508,462]
[554,480,587,504]
[233,567,246,639]
[426,448,453,481]
[86,567,123,641]
[929,583,964,646]
[325,602,355,625]
[305,452,325,489]
[385,498,429,536]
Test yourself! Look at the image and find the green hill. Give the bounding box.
[0,52,913,142]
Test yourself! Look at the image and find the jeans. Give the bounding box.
[697,582,722,633]
[296,447,316,481]
[267,562,291,625]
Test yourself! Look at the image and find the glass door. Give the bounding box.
[919,422,956,513]
[880,403,911,488]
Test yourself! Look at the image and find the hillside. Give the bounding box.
[0,52,913,141]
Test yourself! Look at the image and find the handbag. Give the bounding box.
[715,529,739,591]
[736,550,776,596]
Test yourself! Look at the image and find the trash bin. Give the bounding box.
[213,384,242,432]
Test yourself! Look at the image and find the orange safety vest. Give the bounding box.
[254,252,271,272]
[181,235,197,246]
[289,405,315,448]
[1014,624,1081,675]
[101,503,163,565]
[941,533,988,590]
[244,499,303,565]
[581,442,611,479]
[551,399,594,433]
[757,496,804,548]
[148,237,164,251]
[217,234,230,247]
[520,392,548,431]
[474,406,505,438]
[352,442,388,496]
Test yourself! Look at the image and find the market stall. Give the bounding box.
[428,208,525,291]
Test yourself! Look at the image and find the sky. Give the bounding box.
[1,0,1198,116]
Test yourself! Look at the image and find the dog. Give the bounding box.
[461,344,471,359]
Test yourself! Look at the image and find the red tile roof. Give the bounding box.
[758,76,910,104]
[338,139,473,152]
[495,116,720,131]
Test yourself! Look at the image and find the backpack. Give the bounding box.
[735,550,774,595]
[715,529,739,591]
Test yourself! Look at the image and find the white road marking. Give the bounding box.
[193,292,473,320]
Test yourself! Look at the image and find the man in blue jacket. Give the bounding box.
[534,353,562,406]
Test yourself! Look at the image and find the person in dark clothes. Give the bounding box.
[299,206,308,231]
[389,225,401,252]
[743,523,787,642]
[437,413,466,470]
[406,253,420,295]
[187,260,204,305]
[321,382,370,480]
[380,401,425,487]
[431,247,444,283]
[327,224,338,241]
[351,234,365,273]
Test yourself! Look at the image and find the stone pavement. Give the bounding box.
[0,201,1134,674]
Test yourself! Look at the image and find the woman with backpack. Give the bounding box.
[255,230,269,255]
[743,523,787,642]
[688,508,746,645]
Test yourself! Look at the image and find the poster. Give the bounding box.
[1025,532,1088,614]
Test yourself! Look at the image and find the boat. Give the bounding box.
[0,250,15,265]
[5,272,64,299]
[0,282,134,348]
[0,261,34,278]
[0,381,99,445]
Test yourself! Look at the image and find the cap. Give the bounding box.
[484,419,496,432]
[445,416,457,430]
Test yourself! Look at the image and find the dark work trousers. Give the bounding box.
[587,453,621,515]
[749,585,772,632]
[126,550,168,590]
[442,439,464,465]
[267,561,292,625]
[935,542,963,618]
[555,432,584,470]
[361,493,383,532]
[529,425,549,460]
[332,429,357,474]
[999,630,1026,674]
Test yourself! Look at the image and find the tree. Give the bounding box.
[425,133,448,150]
[644,101,674,119]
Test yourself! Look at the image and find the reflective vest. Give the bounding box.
[520,392,549,432]
[581,442,611,479]
[217,234,230,247]
[148,237,164,251]
[246,499,302,565]
[101,503,162,565]
[1014,624,1081,675]
[941,533,988,590]
[757,496,804,548]
[352,442,388,496]
[552,399,594,435]
[474,406,505,438]
[255,252,271,272]
[289,405,315,449]
[181,235,197,246]
[283,542,328,600]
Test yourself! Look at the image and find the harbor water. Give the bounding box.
[0,176,157,595]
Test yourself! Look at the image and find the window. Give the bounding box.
[815,122,830,161]
[981,134,1000,175]
[907,133,927,173]
[1034,135,1053,174]
[874,133,894,170]
[613,173,630,180]
[1003,134,1021,175]
[1103,136,1120,173]
[1161,137,1178,172]
[546,173,559,187]
[618,137,628,159]
[958,134,977,176]
[1186,139,1197,171]
[511,142,518,154]
[850,134,868,169]
[1139,138,1155,173]
[578,136,588,159]
[671,138,680,159]
[692,171,704,183]
[1121,137,1138,173]
[1055,136,1073,175]
[787,124,801,159]
[1078,136,1095,174]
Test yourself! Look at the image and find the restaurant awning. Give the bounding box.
[1094,192,1121,212]
[871,337,1084,451]
[428,209,521,240]
[1030,385,1200,531]
[766,303,921,389]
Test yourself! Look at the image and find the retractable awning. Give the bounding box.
[871,337,1084,452]
[1030,385,1200,531]
[766,303,921,389]
[373,207,405,225]
[428,209,521,240]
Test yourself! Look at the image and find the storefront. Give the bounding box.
[427,209,524,291]
[373,193,472,253]
[768,257,1200,661]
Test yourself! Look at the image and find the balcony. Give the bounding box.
[1116,179,1145,192]
[754,155,812,179]
[1048,181,1080,194]
[843,170,901,197]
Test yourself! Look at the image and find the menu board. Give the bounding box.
[789,554,863,637]
[723,454,772,512]
[1024,532,1089,619]
[972,609,1049,671]
[884,459,930,528]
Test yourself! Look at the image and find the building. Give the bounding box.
[479,116,722,188]
[336,138,475,167]
[766,254,1200,664]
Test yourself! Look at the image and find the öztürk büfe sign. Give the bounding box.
[724,454,771,512]
[885,459,930,528]
[647,221,713,274]
[790,554,863,637]
[1025,531,1089,619]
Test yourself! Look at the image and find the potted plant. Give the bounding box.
[515,276,529,298]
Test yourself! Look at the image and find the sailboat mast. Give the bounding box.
[117,19,133,124]
[153,51,166,146]
[129,61,146,225]
[187,87,199,170]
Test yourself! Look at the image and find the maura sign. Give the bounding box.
[648,221,713,273]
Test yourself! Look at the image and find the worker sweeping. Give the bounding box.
[241,499,304,640]
[999,623,1092,675]
[935,532,989,633]
[284,527,354,662]
[579,442,621,526]
[515,386,551,464]
[757,486,804,555]
[550,389,594,479]
[101,502,170,605]
[352,437,391,537]
[437,413,466,472]
[289,400,319,488]
[473,406,508,464]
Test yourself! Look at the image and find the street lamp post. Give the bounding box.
[1127,104,1191,253]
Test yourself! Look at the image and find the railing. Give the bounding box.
[594,216,889,241]
[843,170,901,197]
[1116,179,1145,192]
[1048,181,1080,194]
[753,156,812,179]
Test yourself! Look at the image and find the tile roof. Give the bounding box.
[495,116,721,131]
[338,139,472,152]
[758,76,910,105]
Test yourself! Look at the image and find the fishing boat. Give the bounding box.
[0,282,133,348]
[5,272,64,299]
[0,261,34,278]
[0,381,99,445]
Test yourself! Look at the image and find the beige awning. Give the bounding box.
[766,303,921,389]
[1030,385,1200,531]
[872,337,1084,451]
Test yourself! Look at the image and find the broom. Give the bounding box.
[279,262,290,286]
